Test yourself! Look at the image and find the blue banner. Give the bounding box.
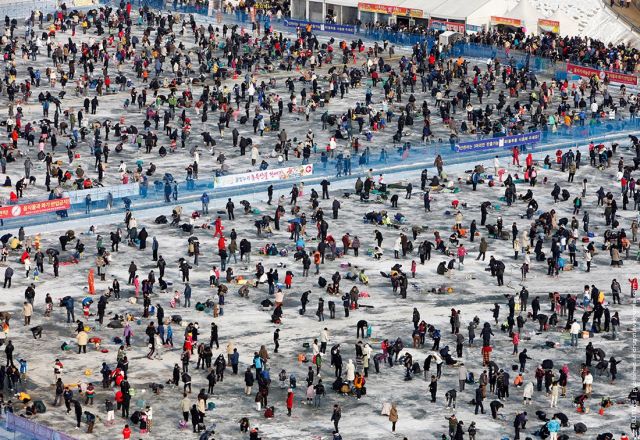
[282,18,355,34]
[455,131,542,153]
[465,24,484,33]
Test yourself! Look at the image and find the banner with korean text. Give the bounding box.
[566,63,637,86]
[455,132,541,153]
[0,198,71,219]
[490,16,522,28]
[214,164,314,188]
[358,2,423,18]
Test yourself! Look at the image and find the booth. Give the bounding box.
[439,30,464,47]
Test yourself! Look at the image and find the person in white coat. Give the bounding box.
[523,381,534,405]
[393,237,402,259]
[312,339,320,357]
[570,320,581,346]
[550,381,559,408]
[432,352,444,379]
[583,372,593,396]
[320,328,329,354]
[24,257,31,278]
[154,333,163,360]
[251,145,259,166]
[346,359,355,383]
[458,364,468,391]
[274,289,284,307]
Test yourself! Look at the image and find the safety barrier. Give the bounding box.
[3,115,639,231]
[0,0,57,20]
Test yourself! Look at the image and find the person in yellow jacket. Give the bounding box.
[77,330,89,354]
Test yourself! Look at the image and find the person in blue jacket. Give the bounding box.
[546,416,561,440]
[201,193,209,214]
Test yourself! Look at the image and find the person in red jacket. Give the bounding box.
[122,424,131,439]
[512,146,520,166]
[630,278,638,297]
[286,389,294,416]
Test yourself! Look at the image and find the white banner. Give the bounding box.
[63,183,140,205]
[214,164,314,188]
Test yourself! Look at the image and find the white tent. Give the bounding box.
[503,0,542,34]
[466,0,511,28]
[546,8,581,38]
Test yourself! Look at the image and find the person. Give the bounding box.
[331,404,341,432]
[475,386,484,414]
[274,329,280,353]
[286,388,294,416]
[547,416,561,440]
[389,403,398,432]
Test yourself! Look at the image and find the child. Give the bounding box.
[411,260,417,278]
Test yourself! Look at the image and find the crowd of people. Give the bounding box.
[0,1,637,439]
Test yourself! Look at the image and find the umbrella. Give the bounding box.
[287,218,302,224]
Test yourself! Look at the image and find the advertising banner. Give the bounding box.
[429,19,465,33]
[282,18,356,34]
[357,2,422,18]
[566,63,638,86]
[490,16,522,27]
[63,183,140,205]
[465,24,484,33]
[0,198,70,219]
[455,132,541,153]
[214,164,314,188]
[537,19,560,33]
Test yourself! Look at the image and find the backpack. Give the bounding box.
[34,400,46,414]
[130,411,141,424]
[574,422,587,433]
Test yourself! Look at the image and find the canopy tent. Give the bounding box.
[502,0,543,34]
[465,0,511,28]
[545,8,581,38]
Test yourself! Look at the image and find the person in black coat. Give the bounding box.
[74,400,83,428]
[474,386,484,414]
[610,357,621,382]
[428,375,437,402]
[190,404,200,432]
[138,228,148,250]
[490,400,503,419]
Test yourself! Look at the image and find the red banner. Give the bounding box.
[0,198,71,219]
[358,2,423,18]
[491,16,522,27]
[567,63,638,86]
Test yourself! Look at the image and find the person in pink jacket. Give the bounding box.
[457,244,468,268]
